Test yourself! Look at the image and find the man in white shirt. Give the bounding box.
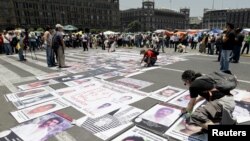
[3,31,12,55]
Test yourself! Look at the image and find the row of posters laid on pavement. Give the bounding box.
[75,105,144,140]
[61,81,146,118]
[11,99,68,123]
[0,112,73,141]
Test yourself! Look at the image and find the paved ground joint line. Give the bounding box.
[160,67,250,84]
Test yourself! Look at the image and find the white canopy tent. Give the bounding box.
[103,31,115,35]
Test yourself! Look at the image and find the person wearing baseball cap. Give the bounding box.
[53,24,67,68]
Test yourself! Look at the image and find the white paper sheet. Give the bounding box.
[11,99,68,123]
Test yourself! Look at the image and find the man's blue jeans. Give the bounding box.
[4,43,12,55]
[18,48,25,61]
[46,45,55,67]
[220,50,232,71]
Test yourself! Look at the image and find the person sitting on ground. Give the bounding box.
[140,48,157,67]
[177,43,186,53]
[181,70,236,130]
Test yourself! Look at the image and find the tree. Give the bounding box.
[126,20,141,32]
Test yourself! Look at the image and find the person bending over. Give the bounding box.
[140,49,157,67]
[181,70,236,130]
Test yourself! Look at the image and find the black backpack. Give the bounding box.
[198,71,238,91]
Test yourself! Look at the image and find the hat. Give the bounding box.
[55,24,63,28]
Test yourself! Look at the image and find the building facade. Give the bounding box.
[0,0,16,30]
[121,0,186,31]
[189,17,202,29]
[0,0,120,30]
[180,8,190,29]
[202,8,250,29]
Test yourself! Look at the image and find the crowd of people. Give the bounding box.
[0,23,249,135]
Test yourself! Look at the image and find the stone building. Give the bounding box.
[0,0,120,30]
[121,0,186,31]
[202,8,250,29]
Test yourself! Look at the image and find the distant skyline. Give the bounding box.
[120,0,250,17]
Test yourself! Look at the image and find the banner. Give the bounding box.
[11,113,73,141]
[134,104,182,134]
[150,86,185,102]
[164,117,207,141]
[36,72,68,80]
[112,126,168,141]
[62,84,145,118]
[5,87,53,102]
[112,78,153,90]
[0,130,23,141]
[18,79,58,90]
[11,99,68,123]
[76,105,144,140]
[13,93,57,109]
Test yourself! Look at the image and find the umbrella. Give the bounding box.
[103,31,115,35]
[154,29,167,33]
[208,28,223,34]
[63,25,78,31]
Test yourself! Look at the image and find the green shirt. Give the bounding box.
[245,35,250,43]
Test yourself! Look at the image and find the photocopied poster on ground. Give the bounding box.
[53,80,102,96]
[54,74,86,83]
[11,113,73,141]
[232,92,250,123]
[11,99,68,123]
[134,103,182,135]
[233,101,250,123]
[164,117,207,141]
[0,130,23,141]
[64,77,96,87]
[62,83,145,118]
[112,126,168,141]
[95,71,124,80]
[168,91,205,109]
[18,79,58,90]
[36,72,68,80]
[112,77,153,89]
[150,86,185,102]
[5,86,54,102]
[12,93,57,109]
[75,105,144,140]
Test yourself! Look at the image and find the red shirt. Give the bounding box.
[145,50,157,58]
